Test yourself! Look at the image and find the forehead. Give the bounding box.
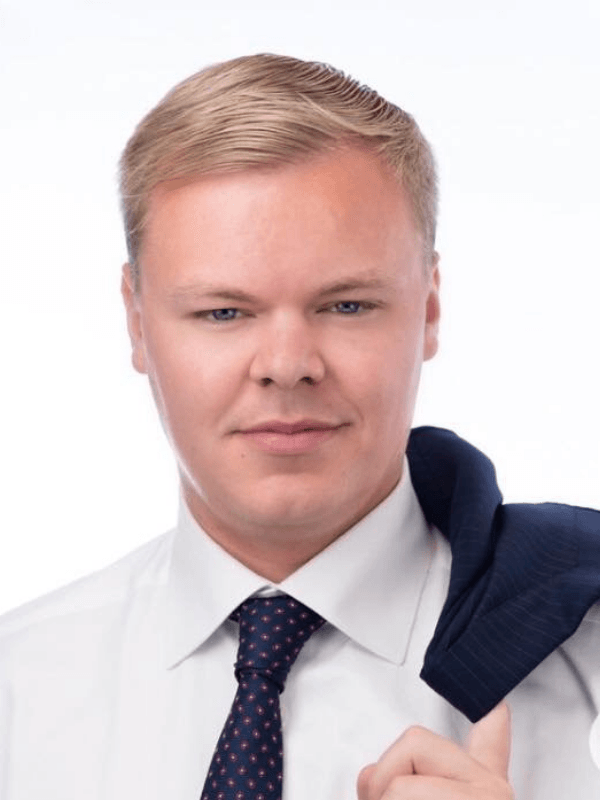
[139,147,423,292]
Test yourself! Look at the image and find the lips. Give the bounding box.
[236,420,347,454]
[241,420,342,435]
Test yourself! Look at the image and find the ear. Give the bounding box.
[121,263,148,374]
[423,253,441,361]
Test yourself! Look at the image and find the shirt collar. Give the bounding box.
[164,459,434,669]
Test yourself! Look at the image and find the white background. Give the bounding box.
[1,0,598,613]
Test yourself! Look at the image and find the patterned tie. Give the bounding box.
[200,595,325,800]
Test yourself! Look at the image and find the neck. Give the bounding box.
[182,484,399,583]
[181,468,403,582]
[185,501,346,582]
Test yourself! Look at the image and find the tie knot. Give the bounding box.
[231,595,325,692]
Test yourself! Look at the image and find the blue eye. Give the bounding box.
[331,301,376,314]
[207,308,240,322]
[333,302,361,313]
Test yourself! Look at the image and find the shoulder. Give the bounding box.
[0,529,174,663]
[559,608,600,772]
[561,604,600,689]
[0,531,176,784]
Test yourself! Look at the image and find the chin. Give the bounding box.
[233,485,337,530]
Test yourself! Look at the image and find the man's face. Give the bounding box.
[123,146,440,571]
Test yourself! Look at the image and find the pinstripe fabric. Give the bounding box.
[407,426,600,722]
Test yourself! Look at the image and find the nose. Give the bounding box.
[249,313,326,388]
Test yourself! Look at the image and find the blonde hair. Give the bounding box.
[119,53,438,283]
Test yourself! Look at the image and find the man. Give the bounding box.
[1,53,599,799]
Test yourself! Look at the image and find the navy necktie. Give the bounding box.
[200,595,325,800]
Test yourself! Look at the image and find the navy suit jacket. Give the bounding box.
[406,426,600,722]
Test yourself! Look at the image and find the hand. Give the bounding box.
[357,702,513,799]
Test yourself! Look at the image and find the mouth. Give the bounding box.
[241,420,343,435]
[237,420,348,454]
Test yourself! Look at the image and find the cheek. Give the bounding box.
[358,343,424,460]
[349,330,423,410]
[142,323,232,430]
[333,363,401,463]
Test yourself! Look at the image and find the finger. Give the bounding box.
[357,764,376,800]
[363,724,489,799]
[466,702,511,779]
[378,774,496,800]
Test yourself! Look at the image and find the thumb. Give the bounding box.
[356,763,376,800]
[466,701,511,778]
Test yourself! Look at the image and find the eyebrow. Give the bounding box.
[169,275,393,304]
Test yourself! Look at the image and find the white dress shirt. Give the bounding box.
[1,462,600,799]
